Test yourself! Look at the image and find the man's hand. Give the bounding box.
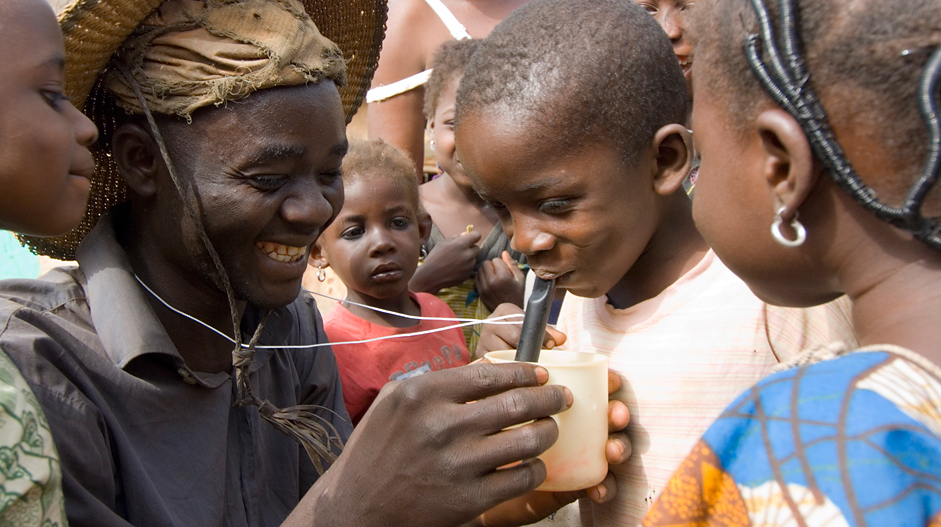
[295,362,572,527]
[473,371,632,527]
[476,252,526,311]
[409,231,482,294]
[476,303,567,357]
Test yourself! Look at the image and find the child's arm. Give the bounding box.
[409,231,481,294]
[475,251,526,311]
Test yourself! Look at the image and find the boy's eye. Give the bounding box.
[341,226,365,240]
[390,217,411,230]
[486,201,510,218]
[538,199,573,215]
[41,90,71,111]
[638,1,658,14]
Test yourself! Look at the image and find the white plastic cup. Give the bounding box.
[485,349,609,492]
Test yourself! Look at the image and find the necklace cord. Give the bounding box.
[117,66,342,472]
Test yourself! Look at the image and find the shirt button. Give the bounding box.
[178,368,197,385]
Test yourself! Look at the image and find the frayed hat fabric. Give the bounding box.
[23,0,386,259]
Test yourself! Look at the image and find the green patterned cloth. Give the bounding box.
[0,349,66,526]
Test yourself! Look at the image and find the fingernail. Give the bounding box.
[563,387,574,407]
[595,485,607,501]
[534,366,549,384]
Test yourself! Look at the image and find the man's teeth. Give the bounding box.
[256,242,305,263]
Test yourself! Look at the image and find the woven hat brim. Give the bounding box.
[22,0,387,260]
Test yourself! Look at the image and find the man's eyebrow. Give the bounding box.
[242,144,307,166]
[331,140,349,158]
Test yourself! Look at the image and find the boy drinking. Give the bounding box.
[459,0,856,524]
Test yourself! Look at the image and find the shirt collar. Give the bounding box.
[75,213,293,386]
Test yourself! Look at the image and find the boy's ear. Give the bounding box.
[417,210,433,245]
[112,123,161,198]
[651,124,693,196]
[755,109,818,220]
[308,241,330,270]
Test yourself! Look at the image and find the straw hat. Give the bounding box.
[23,0,388,260]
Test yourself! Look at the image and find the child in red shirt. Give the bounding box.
[311,139,469,424]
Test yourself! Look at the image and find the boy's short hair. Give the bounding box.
[423,39,482,120]
[691,0,941,214]
[455,0,688,164]
[342,139,420,209]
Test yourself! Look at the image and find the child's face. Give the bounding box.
[634,0,693,81]
[0,0,98,236]
[319,176,424,300]
[428,79,469,186]
[457,114,662,300]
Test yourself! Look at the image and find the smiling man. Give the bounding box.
[0,0,631,526]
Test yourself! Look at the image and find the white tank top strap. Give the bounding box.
[366,0,471,103]
[366,69,433,103]
[423,0,472,40]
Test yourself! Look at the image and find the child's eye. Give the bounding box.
[486,201,510,218]
[41,90,71,111]
[639,2,658,14]
[538,199,573,215]
[341,226,365,240]
[390,217,411,230]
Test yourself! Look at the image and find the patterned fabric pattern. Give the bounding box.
[0,349,65,526]
[644,349,941,527]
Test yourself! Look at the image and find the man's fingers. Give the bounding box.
[477,416,560,468]
[462,380,571,432]
[543,326,566,349]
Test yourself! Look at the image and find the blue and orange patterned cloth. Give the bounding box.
[644,345,941,526]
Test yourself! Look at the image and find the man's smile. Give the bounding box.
[256,241,307,263]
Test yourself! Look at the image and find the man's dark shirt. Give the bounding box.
[0,216,352,526]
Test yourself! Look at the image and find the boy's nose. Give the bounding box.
[509,218,554,256]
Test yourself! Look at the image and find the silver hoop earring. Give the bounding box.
[429,139,435,151]
[419,245,428,262]
[317,265,326,282]
[771,206,807,248]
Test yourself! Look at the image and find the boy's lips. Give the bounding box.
[255,241,307,263]
[531,268,572,283]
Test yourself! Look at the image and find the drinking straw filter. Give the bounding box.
[514,277,556,362]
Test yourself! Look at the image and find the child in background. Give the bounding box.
[644,0,941,524]
[0,0,98,522]
[410,38,527,354]
[311,139,469,424]
[459,1,857,525]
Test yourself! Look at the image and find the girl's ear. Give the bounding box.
[308,242,330,269]
[755,108,819,222]
[651,124,693,196]
[417,210,432,245]
[113,123,161,198]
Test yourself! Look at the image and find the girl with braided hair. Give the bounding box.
[644,0,941,524]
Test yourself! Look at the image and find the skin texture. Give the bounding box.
[366,0,530,180]
[633,0,693,82]
[314,175,430,328]
[457,113,704,309]
[413,76,526,309]
[0,0,97,236]
[111,81,628,526]
[115,82,348,373]
[687,23,941,366]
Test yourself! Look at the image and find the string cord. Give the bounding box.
[117,66,344,472]
[134,275,526,350]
